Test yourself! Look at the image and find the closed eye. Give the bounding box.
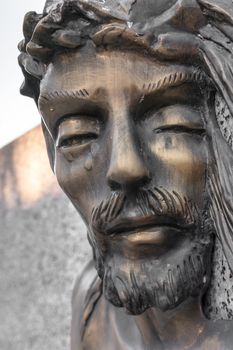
[153,125,206,136]
[59,133,98,148]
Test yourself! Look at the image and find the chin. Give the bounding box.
[90,230,213,315]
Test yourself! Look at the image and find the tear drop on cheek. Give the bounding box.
[84,154,93,171]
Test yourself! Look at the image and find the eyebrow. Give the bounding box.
[141,68,207,95]
[39,89,90,105]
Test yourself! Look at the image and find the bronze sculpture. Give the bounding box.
[18,0,233,348]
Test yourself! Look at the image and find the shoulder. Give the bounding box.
[71,259,103,350]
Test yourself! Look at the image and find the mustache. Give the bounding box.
[91,187,197,234]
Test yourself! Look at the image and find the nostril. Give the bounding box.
[108,179,123,191]
[136,174,151,188]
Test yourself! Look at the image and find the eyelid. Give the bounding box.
[143,104,204,127]
[58,133,98,148]
[57,132,98,148]
[153,125,206,136]
[56,116,100,145]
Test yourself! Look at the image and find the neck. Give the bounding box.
[134,296,206,350]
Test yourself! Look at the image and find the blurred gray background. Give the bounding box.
[0,0,44,148]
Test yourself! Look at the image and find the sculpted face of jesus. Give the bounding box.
[39,49,214,314]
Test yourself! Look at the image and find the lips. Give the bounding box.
[98,213,192,237]
[99,216,190,255]
[92,213,195,257]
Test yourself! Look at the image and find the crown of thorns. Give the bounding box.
[18,0,209,99]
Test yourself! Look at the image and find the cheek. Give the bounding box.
[148,134,208,205]
[54,145,106,220]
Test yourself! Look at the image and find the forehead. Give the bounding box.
[40,50,198,94]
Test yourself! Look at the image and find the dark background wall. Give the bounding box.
[0,126,91,350]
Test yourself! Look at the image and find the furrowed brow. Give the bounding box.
[39,89,90,106]
[141,68,207,95]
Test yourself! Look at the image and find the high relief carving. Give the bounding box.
[18,0,233,349]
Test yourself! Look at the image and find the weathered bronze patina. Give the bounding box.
[18,0,233,348]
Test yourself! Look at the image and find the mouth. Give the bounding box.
[95,215,193,247]
[105,215,190,234]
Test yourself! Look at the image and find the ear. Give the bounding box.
[41,120,55,173]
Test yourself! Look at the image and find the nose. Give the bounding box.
[107,116,150,190]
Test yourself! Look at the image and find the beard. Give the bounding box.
[102,242,212,315]
[88,187,214,315]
